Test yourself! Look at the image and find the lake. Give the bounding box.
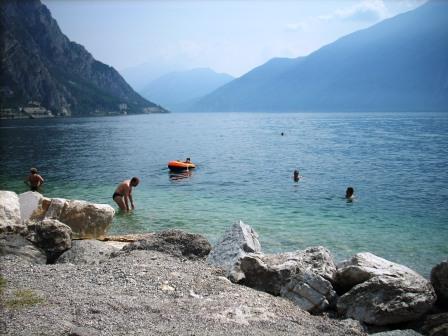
[1,112,447,276]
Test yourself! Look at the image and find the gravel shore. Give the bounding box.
[1,248,366,336]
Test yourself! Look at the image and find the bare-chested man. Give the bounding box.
[113,177,140,212]
[26,168,44,192]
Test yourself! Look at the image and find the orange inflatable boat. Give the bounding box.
[168,160,196,171]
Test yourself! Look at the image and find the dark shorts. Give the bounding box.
[30,186,38,192]
[112,192,123,200]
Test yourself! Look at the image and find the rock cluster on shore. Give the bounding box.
[1,190,447,335]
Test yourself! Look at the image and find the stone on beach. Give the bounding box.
[207,220,262,282]
[122,229,211,259]
[336,252,436,326]
[2,190,115,239]
[26,218,72,263]
[0,190,26,234]
[57,239,119,265]
[44,198,115,239]
[239,246,337,313]
[0,233,47,264]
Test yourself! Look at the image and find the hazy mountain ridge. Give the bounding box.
[0,0,166,117]
[190,0,448,112]
[141,68,234,112]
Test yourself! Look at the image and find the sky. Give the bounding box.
[43,0,426,80]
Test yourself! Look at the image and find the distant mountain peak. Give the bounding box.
[140,68,234,112]
[189,1,448,113]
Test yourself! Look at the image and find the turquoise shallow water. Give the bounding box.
[1,112,447,276]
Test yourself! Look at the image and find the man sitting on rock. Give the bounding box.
[113,177,140,212]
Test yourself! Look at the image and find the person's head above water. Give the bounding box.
[30,168,38,174]
[293,170,300,181]
[346,187,354,198]
[130,177,140,186]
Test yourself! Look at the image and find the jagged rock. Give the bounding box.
[422,313,448,336]
[57,240,118,265]
[19,191,45,222]
[0,234,46,264]
[44,198,114,239]
[207,220,262,282]
[371,330,423,336]
[26,218,72,263]
[0,190,26,234]
[122,229,211,259]
[239,246,337,313]
[431,261,448,306]
[336,253,436,326]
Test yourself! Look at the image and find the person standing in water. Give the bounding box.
[113,177,140,212]
[25,168,44,191]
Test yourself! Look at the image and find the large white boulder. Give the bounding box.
[44,198,115,239]
[0,190,26,234]
[336,252,436,325]
[19,191,44,222]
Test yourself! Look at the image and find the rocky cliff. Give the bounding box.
[0,0,167,117]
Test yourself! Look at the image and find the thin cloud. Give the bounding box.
[285,21,312,32]
[319,0,390,22]
[286,0,390,32]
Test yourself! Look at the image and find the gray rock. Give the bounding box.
[207,220,262,282]
[57,240,118,265]
[19,191,44,222]
[240,246,337,313]
[68,326,101,336]
[0,190,26,234]
[336,252,436,326]
[122,229,211,259]
[44,198,115,239]
[422,313,448,336]
[431,260,448,306]
[0,234,46,264]
[26,218,72,263]
[371,330,423,336]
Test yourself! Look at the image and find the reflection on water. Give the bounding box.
[169,170,193,182]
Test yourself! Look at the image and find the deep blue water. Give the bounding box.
[1,112,447,276]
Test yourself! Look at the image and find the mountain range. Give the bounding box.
[140,68,234,112]
[0,0,166,117]
[189,0,448,112]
